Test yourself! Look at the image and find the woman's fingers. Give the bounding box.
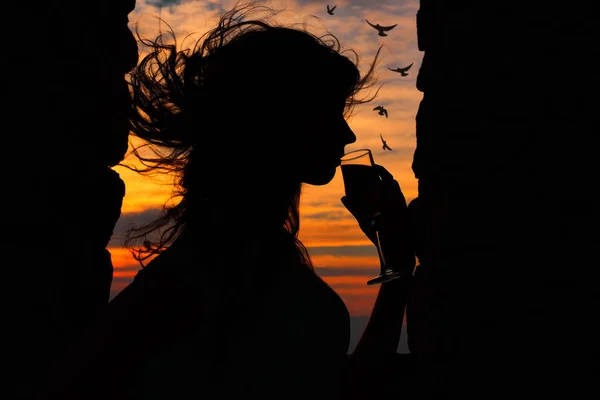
[373,164,407,206]
[373,164,394,181]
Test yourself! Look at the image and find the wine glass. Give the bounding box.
[340,148,403,285]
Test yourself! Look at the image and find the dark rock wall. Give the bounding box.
[408,1,598,397]
[3,1,137,397]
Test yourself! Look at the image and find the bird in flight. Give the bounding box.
[365,20,398,36]
[388,62,414,76]
[326,5,337,15]
[380,134,393,151]
[373,105,388,118]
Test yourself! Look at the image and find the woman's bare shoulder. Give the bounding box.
[268,263,350,341]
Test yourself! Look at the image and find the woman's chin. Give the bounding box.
[302,167,337,186]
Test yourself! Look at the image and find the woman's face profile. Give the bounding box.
[286,93,357,186]
[215,32,359,187]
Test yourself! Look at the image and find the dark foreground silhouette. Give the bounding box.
[4,0,137,398]
[408,0,599,398]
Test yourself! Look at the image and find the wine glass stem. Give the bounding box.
[374,229,387,268]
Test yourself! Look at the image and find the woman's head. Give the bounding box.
[191,21,365,186]
[125,1,380,261]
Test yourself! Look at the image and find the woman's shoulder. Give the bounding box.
[269,262,350,339]
[131,243,202,288]
[310,271,350,323]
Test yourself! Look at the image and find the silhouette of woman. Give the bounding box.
[37,2,416,399]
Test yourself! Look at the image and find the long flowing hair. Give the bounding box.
[121,1,381,267]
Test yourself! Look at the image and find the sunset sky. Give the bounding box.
[109,0,422,349]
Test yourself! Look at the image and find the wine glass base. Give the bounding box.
[366,270,404,285]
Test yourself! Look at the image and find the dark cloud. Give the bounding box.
[304,210,348,220]
[307,245,376,257]
[108,208,163,247]
[113,263,142,273]
[145,0,185,8]
[315,266,377,277]
[144,0,225,13]
[303,203,350,221]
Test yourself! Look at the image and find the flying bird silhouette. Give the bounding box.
[388,62,414,76]
[380,134,393,151]
[373,105,388,118]
[326,5,337,15]
[365,19,398,36]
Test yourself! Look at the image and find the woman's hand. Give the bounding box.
[341,164,415,276]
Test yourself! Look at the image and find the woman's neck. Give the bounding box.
[182,198,288,239]
[170,182,299,253]
[211,183,296,227]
